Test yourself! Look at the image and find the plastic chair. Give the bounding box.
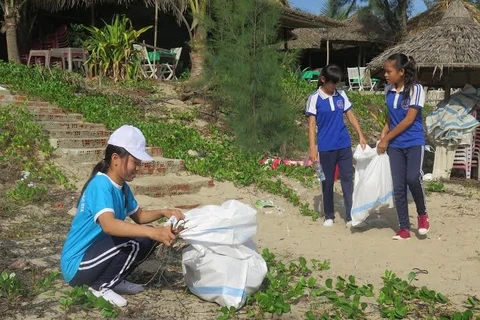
[452,109,479,179]
[452,145,474,179]
[158,47,182,80]
[133,43,158,79]
[347,67,361,91]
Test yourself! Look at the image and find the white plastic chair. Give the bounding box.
[133,44,157,79]
[360,67,377,91]
[347,67,361,91]
[158,47,182,80]
[452,109,479,179]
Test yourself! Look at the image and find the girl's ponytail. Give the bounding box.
[403,56,418,98]
[76,145,130,207]
[387,53,418,97]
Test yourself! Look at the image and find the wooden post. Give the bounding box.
[444,69,451,100]
[357,46,361,67]
[308,50,312,69]
[326,39,330,65]
[90,0,95,26]
[154,1,158,48]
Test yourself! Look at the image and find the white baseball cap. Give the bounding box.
[107,125,154,162]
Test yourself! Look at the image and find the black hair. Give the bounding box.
[77,144,130,208]
[386,53,418,97]
[318,64,343,88]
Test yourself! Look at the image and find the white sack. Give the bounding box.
[177,200,267,309]
[351,145,394,226]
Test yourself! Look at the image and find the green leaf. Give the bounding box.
[305,311,317,320]
[326,279,333,289]
[435,292,449,303]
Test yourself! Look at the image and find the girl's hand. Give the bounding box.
[377,139,388,154]
[162,209,185,220]
[359,135,368,150]
[149,226,176,246]
[309,148,319,163]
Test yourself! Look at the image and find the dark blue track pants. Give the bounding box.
[69,235,158,290]
[387,146,427,230]
[319,147,353,221]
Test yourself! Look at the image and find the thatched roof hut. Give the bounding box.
[287,12,391,49]
[286,11,391,68]
[321,12,392,44]
[407,0,480,36]
[368,0,480,97]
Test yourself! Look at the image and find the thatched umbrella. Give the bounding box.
[407,0,480,36]
[368,0,480,99]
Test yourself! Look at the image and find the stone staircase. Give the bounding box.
[0,89,214,198]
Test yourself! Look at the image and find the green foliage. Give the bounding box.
[217,306,237,320]
[0,105,73,203]
[206,0,301,154]
[35,271,60,293]
[281,69,317,114]
[377,270,451,319]
[84,15,152,82]
[59,285,119,318]
[217,251,478,319]
[426,181,446,193]
[321,0,358,19]
[0,271,23,303]
[69,23,89,48]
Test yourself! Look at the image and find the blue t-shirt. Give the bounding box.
[385,84,426,148]
[60,173,139,283]
[305,88,352,152]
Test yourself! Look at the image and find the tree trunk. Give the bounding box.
[189,24,207,79]
[4,12,21,64]
[397,0,409,39]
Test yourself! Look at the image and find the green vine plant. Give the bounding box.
[215,250,479,320]
[0,105,74,204]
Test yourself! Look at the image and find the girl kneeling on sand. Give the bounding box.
[60,125,184,307]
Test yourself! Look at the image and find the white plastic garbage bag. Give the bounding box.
[351,145,394,227]
[174,200,267,309]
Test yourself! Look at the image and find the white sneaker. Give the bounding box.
[113,280,145,295]
[345,221,352,228]
[323,219,334,227]
[89,287,127,307]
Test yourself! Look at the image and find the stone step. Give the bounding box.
[28,106,65,114]
[54,146,163,162]
[0,93,32,102]
[80,156,185,176]
[1,105,67,116]
[0,99,51,107]
[35,113,83,122]
[129,174,214,198]
[49,137,109,148]
[44,129,113,138]
[39,121,106,130]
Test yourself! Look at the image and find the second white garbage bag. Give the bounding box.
[176,200,267,309]
[351,145,394,227]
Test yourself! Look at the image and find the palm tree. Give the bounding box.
[321,0,357,20]
[1,0,22,63]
